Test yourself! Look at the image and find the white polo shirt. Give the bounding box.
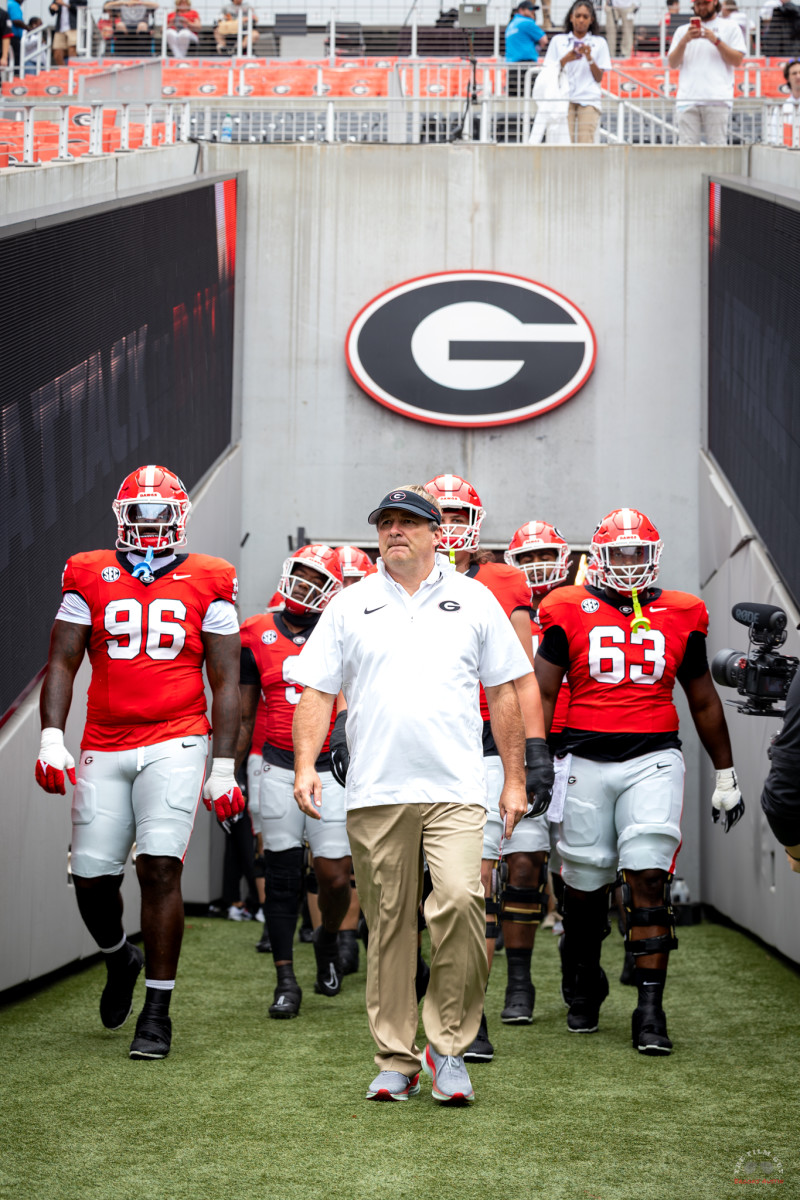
[290,554,532,811]
[670,16,746,108]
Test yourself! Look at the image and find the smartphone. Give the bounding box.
[690,16,701,27]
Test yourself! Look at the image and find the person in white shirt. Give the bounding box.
[543,0,612,142]
[721,0,752,47]
[605,0,638,59]
[667,0,746,145]
[290,485,550,1105]
[769,56,800,143]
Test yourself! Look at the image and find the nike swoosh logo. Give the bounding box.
[173,574,191,580]
[364,605,387,615]
[182,742,197,748]
[649,606,667,611]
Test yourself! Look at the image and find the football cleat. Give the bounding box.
[366,1070,421,1101]
[501,980,535,1025]
[100,942,144,1031]
[129,1010,172,1059]
[422,1045,475,1104]
[312,927,342,997]
[269,975,302,1019]
[566,966,609,1034]
[462,1012,494,1063]
[255,927,272,954]
[632,1000,673,1056]
[113,465,191,553]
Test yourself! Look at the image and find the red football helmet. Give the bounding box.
[504,521,570,594]
[279,544,343,614]
[424,474,485,552]
[591,508,663,594]
[335,545,372,584]
[113,465,191,552]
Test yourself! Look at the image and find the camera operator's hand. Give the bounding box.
[711,766,745,832]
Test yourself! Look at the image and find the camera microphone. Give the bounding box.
[731,602,787,634]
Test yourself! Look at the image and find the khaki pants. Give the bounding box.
[605,3,636,58]
[347,802,488,1077]
[677,105,730,146]
[568,101,600,143]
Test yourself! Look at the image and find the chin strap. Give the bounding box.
[630,586,650,633]
[132,548,155,584]
[448,547,456,566]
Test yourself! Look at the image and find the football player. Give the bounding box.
[35,465,243,1060]
[534,508,744,1055]
[335,545,373,586]
[498,521,572,1025]
[237,545,354,1018]
[423,475,554,1063]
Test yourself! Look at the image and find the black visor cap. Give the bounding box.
[368,490,443,526]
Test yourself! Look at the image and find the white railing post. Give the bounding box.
[23,104,36,164]
[480,97,490,141]
[144,102,153,148]
[57,102,70,159]
[68,65,74,95]
[246,8,253,56]
[329,9,336,67]
[162,19,168,58]
[325,98,335,141]
[165,103,175,144]
[236,11,243,57]
[315,65,323,94]
[120,102,131,150]
[411,16,417,57]
[88,102,103,155]
[660,15,666,57]
[617,98,625,142]
[181,100,191,141]
[493,21,500,57]
[227,65,234,96]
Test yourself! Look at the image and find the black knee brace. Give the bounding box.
[500,858,549,926]
[485,859,508,939]
[619,871,679,957]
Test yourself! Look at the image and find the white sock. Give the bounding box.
[99,934,127,955]
[144,978,175,991]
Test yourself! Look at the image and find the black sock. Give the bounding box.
[563,887,609,971]
[506,947,533,983]
[143,987,172,1016]
[634,966,667,1008]
[316,925,338,948]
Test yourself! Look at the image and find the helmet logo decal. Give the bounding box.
[346,271,596,428]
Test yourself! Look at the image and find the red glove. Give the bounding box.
[35,728,77,795]
[202,758,244,821]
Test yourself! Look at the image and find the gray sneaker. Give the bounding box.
[422,1044,475,1103]
[366,1070,421,1101]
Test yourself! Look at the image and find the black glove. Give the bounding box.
[329,710,349,788]
[523,737,554,818]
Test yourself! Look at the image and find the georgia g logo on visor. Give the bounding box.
[345,271,596,428]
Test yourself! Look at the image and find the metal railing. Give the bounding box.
[0,98,190,163]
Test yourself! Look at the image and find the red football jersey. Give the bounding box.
[538,586,708,734]
[531,608,570,734]
[240,613,336,753]
[62,550,238,751]
[469,561,532,721]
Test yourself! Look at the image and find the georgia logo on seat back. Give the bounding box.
[345,271,596,428]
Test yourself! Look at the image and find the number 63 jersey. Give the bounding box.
[537,584,709,735]
[61,549,238,750]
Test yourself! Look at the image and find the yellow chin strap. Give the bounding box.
[630,587,651,633]
[449,547,456,566]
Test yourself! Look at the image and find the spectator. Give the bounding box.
[769,56,800,142]
[7,0,23,65]
[543,0,611,143]
[762,0,800,53]
[761,669,800,875]
[505,1,548,97]
[605,0,638,59]
[666,0,680,16]
[0,6,12,70]
[166,0,201,57]
[48,0,87,64]
[214,0,259,54]
[667,0,745,145]
[100,0,158,50]
[721,0,752,47]
[21,15,47,72]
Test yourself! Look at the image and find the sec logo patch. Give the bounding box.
[102,567,121,582]
[581,598,600,614]
[262,630,278,645]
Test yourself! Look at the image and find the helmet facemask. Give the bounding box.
[595,541,662,594]
[279,559,341,614]
[114,499,188,553]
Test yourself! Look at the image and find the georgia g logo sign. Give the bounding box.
[345,271,596,428]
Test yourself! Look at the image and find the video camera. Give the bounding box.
[711,602,799,717]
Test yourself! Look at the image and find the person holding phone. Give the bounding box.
[667,0,745,144]
[542,0,611,142]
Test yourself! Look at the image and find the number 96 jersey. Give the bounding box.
[537,585,708,734]
[62,550,238,751]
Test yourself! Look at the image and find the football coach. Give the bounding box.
[290,484,545,1105]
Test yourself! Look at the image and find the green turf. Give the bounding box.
[1,918,797,1200]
